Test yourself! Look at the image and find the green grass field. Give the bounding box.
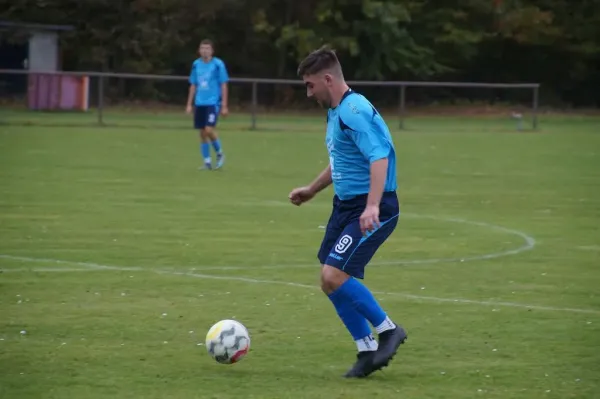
[1,109,599,399]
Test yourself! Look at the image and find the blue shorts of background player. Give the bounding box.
[318,192,399,280]
[194,104,220,129]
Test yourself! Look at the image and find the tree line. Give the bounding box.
[2,0,599,107]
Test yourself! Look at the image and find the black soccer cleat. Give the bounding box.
[343,351,377,378]
[371,325,408,371]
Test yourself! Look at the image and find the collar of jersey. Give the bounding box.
[331,88,354,110]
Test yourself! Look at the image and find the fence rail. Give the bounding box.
[0,69,541,130]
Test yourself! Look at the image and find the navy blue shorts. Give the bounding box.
[317,191,399,279]
[194,105,219,129]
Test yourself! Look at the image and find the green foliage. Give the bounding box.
[1,0,598,105]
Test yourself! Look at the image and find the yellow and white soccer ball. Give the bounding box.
[205,319,250,364]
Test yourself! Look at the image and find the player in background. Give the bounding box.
[288,47,407,378]
[186,39,229,170]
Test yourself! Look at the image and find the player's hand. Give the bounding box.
[288,186,315,206]
[185,104,193,114]
[360,205,380,236]
[220,105,229,117]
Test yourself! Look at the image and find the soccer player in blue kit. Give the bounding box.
[186,39,229,170]
[288,47,407,378]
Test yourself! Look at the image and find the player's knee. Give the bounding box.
[206,129,218,141]
[200,130,210,141]
[320,265,350,294]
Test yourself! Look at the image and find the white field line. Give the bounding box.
[233,205,538,267]
[2,255,599,315]
[0,213,536,271]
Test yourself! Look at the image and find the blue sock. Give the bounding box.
[336,278,388,328]
[212,139,222,154]
[328,288,372,341]
[201,143,211,162]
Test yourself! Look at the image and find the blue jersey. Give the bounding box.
[326,89,397,201]
[189,57,229,106]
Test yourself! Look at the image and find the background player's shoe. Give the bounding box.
[343,351,376,378]
[372,325,407,371]
[199,162,212,170]
[216,153,225,169]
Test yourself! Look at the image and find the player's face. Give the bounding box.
[199,44,214,60]
[303,73,332,109]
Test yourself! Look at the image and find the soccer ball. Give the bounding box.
[205,319,250,364]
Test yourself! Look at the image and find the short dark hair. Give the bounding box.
[200,39,213,48]
[297,46,343,77]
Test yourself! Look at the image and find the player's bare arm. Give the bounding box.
[186,84,196,113]
[220,82,229,116]
[289,164,332,206]
[360,158,388,235]
[309,164,333,194]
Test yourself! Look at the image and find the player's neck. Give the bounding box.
[330,83,351,108]
[201,57,213,63]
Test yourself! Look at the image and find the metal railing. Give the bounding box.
[0,69,540,130]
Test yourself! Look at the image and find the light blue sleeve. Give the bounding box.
[217,59,229,84]
[340,101,391,163]
[189,61,198,85]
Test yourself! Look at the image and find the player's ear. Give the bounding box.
[323,73,333,85]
